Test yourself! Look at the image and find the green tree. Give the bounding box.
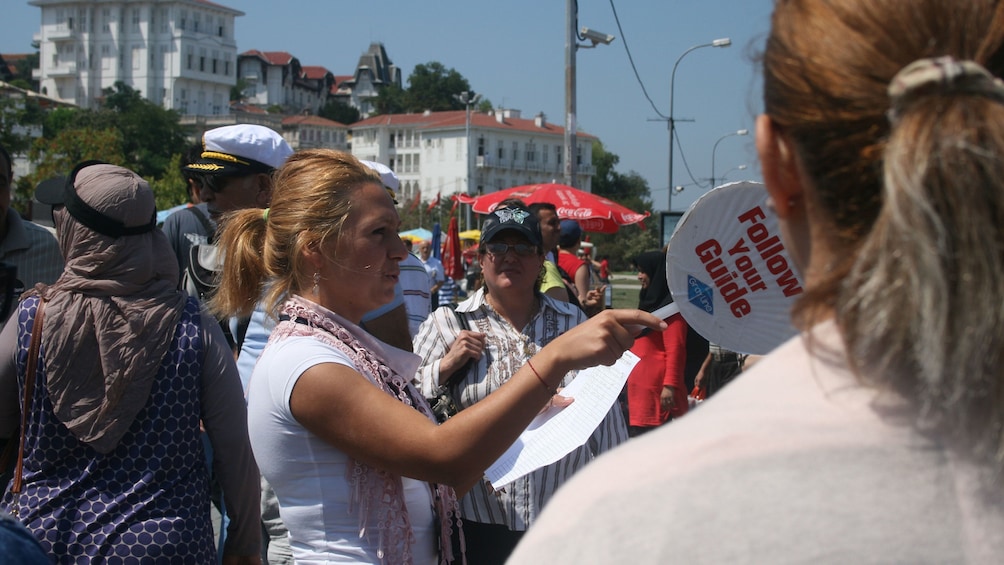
[318,99,360,125]
[147,152,189,210]
[14,127,125,214]
[13,51,40,91]
[230,77,250,102]
[587,140,658,270]
[372,62,475,115]
[102,82,186,178]
[0,95,44,156]
[406,62,471,112]
[373,84,409,115]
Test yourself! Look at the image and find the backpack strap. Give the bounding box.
[185,205,216,242]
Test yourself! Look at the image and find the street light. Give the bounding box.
[565,0,614,188]
[710,129,748,189]
[667,37,731,211]
[454,90,481,231]
[720,164,748,183]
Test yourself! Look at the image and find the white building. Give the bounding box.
[351,108,596,202]
[30,0,242,115]
[281,114,348,151]
[237,50,334,115]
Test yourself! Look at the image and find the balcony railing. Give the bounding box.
[48,62,78,76]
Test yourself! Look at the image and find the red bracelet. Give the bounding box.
[526,358,556,396]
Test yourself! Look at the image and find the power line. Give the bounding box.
[607,0,667,120]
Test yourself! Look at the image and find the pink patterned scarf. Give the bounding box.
[270,296,464,564]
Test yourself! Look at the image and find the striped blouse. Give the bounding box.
[412,287,628,530]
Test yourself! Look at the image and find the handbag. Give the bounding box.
[0,298,45,517]
[427,306,473,424]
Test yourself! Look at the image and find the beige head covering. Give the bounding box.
[37,164,186,453]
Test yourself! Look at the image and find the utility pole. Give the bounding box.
[564,0,577,187]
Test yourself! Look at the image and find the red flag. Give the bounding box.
[442,216,464,280]
[408,190,420,211]
[426,192,441,212]
[450,194,460,214]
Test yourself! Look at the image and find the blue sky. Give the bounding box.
[2,0,774,214]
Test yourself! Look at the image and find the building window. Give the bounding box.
[199,48,206,72]
[217,16,224,37]
[179,10,187,31]
[556,144,562,165]
[526,141,536,162]
[186,47,193,70]
[102,8,111,33]
[131,8,140,32]
[497,140,504,160]
[224,60,230,76]
[132,46,140,70]
[79,9,88,33]
[512,141,519,161]
[193,12,201,33]
[542,144,549,164]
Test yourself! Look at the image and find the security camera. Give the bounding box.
[580,27,615,46]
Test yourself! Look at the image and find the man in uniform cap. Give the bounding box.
[162,124,293,276]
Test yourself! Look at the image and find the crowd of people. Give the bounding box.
[4,0,1004,561]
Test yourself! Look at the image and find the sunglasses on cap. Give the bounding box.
[483,243,538,257]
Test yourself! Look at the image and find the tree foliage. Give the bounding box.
[318,99,361,125]
[587,140,659,270]
[18,82,188,214]
[147,152,189,210]
[0,95,44,156]
[101,82,187,178]
[373,61,474,115]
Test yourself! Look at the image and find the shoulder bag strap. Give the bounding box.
[441,305,473,387]
[6,298,44,511]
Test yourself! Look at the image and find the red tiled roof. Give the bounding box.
[262,51,295,65]
[301,66,331,80]
[352,110,595,139]
[240,50,295,66]
[282,115,347,127]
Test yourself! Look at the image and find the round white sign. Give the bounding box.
[667,181,804,354]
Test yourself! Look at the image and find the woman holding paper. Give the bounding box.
[413,201,629,564]
[209,151,661,564]
[509,1,1004,562]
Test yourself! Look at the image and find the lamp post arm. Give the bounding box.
[668,38,730,212]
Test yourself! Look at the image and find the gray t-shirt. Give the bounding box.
[160,203,215,276]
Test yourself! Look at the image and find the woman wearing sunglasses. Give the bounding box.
[412,201,629,564]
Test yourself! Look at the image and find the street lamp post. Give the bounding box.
[565,0,614,188]
[719,164,749,183]
[668,37,731,211]
[454,90,481,231]
[710,128,748,189]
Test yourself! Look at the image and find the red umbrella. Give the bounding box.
[441,216,464,281]
[455,183,650,233]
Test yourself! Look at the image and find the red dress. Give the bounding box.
[626,313,689,427]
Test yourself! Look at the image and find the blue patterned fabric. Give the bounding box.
[1,296,214,564]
